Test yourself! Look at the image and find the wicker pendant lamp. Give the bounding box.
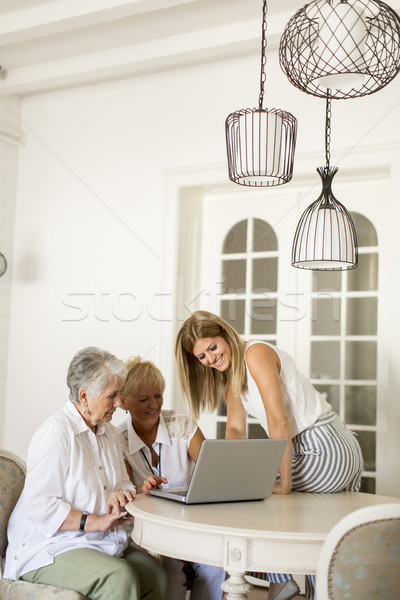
[279,0,400,100]
[225,0,297,187]
[281,0,399,269]
[292,93,358,270]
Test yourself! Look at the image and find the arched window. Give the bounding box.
[217,217,278,439]
[217,213,378,492]
[220,217,278,338]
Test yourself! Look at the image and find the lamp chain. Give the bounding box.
[324,89,332,173]
[258,0,268,110]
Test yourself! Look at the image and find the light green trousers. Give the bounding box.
[22,546,170,600]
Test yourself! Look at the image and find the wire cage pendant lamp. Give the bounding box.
[292,93,358,270]
[279,0,400,100]
[225,0,297,187]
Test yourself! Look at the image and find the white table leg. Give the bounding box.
[221,570,253,600]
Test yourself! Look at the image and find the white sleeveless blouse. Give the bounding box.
[240,341,332,438]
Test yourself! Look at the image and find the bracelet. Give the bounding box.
[79,512,89,532]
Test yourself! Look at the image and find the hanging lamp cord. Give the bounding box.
[324,89,332,174]
[258,0,268,110]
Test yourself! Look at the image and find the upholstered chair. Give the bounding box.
[316,502,400,599]
[0,449,86,599]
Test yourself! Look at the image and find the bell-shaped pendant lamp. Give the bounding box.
[225,0,297,187]
[291,167,358,269]
[279,0,400,100]
[292,94,358,270]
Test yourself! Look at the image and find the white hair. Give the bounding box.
[67,346,127,403]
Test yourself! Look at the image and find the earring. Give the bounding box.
[125,410,128,415]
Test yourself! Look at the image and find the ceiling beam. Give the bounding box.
[0,0,196,45]
[0,12,292,96]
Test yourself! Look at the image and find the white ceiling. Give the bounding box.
[0,0,398,97]
[0,0,312,96]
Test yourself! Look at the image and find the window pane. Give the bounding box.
[312,297,341,335]
[346,297,377,335]
[252,257,278,292]
[360,477,375,494]
[310,342,340,379]
[312,271,341,292]
[248,422,269,439]
[250,298,277,335]
[220,299,245,335]
[356,430,375,471]
[221,259,246,294]
[216,422,226,439]
[351,212,377,247]
[314,384,340,414]
[347,253,378,292]
[345,385,376,426]
[223,220,247,253]
[217,401,227,417]
[345,341,377,380]
[253,218,277,252]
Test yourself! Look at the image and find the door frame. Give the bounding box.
[159,143,400,497]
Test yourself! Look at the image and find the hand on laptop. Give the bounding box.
[137,475,168,495]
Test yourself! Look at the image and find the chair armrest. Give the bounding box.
[0,577,88,599]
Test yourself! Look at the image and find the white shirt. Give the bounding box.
[241,341,332,438]
[118,410,197,487]
[4,401,135,580]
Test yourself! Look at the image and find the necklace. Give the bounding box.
[140,443,162,478]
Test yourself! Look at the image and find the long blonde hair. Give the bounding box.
[175,311,246,419]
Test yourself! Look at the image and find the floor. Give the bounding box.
[185,582,304,599]
[245,576,304,599]
[247,587,303,599]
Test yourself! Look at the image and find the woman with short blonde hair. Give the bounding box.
[118,356,226,600]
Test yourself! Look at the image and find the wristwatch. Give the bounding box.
[79,512,89,532]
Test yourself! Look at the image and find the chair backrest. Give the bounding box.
[0,450,26,559]
[316,502,400,600]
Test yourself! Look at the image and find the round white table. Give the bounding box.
[126,491,399,599]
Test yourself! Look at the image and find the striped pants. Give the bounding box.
[250,412,363,599]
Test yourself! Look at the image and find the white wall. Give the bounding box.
[2,48,400,463]
[0,96,21,446]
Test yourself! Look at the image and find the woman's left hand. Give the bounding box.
[272,481,292,495]
[106,489,136,514]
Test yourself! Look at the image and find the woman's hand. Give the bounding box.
[92,511,132,531]
[137,475,168,494]
[89,489,136,531]
[60,497,135,533]
[106,489,136,514]
[83,489,136,531]
[272,481,292,495]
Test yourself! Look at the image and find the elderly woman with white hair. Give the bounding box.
[4,346,169,600]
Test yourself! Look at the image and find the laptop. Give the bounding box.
[148,438,287,504]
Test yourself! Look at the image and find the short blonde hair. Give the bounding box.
[175,310,246,419]
[121,357,166,397]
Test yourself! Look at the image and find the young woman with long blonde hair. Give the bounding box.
[175,311,363,600]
